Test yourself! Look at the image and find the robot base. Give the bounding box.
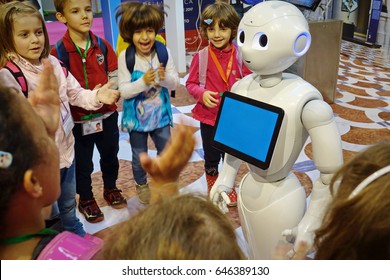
[238,171,306,259]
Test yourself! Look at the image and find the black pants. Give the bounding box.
[73,111,119,200]
[200,122,224,171]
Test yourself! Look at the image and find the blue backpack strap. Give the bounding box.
[125,44,136,73]
[3,61,28,97]
[125,40,168,73]
[154,40,168,67]
[153,41,174,97]
[55,39,70,70]
[125,41,174,97]
[95,35,108,72]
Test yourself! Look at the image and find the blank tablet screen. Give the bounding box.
[212,92,284,169]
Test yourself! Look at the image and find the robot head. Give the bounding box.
[237,1,311,75]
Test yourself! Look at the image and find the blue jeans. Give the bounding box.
[129,125,170,185]
[58,160,86,236]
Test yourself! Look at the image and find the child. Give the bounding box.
[101,124,245,260]
[116,1,179,204]
[50,0,125,224]
[313,141,390,259]
[0,2,119,236]
[0,60,104,260]
[185,2,251,206]
[276,141,390,260]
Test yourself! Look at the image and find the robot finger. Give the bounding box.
[221,192,231,205]
[281,228,297,244]
[218,194,229,214]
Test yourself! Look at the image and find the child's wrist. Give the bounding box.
[96,90,102,104]
[150,181,179,203]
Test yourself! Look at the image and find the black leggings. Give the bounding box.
[200,122,224,172]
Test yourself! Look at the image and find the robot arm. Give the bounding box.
[283,99,343,256]
[210,153,242,213]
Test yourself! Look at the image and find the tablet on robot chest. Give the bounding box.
[211,91,285,170]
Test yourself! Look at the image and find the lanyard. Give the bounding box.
[208,45,234,90]
[80,112,103,121]
[73,36,91,89]
[0,228,58,245]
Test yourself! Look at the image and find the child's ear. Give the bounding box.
[23,169,43,198]
[56,12,67,24]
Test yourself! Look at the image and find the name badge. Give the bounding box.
[82,119,103,136]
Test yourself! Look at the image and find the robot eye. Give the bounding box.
[237,29,245,46]
[252,32,268,50]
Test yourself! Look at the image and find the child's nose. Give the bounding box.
[31,34,39,42]
[141,31,148,39]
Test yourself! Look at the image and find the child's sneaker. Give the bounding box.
[78,199,104,223]
[103,188,127,209]
[135,183,151,204]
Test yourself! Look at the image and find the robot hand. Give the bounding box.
[210,183,233,214]
[281,177,332,258]
[281,222,315,259]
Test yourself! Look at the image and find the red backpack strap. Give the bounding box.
[198,46,208,89]
[37,232,103,260]
[3,61,28,97]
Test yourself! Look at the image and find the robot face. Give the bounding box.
[237,1,311,75]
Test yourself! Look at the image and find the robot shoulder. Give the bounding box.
[231,73,258,95]
[301,99,335,129]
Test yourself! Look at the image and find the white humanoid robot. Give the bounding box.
[210,1,344,259]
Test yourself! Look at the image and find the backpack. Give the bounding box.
[36,231,103,260]
[125,40,168,73]
[54,34,108,73]
[3,60,68,97]
[198,44,243,89]
[3,61,29,97]
[125,40,175,97]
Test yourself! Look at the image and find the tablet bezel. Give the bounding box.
[211,91,285,170]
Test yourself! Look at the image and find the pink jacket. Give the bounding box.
[186,44,251,126]
[0,55,102,168]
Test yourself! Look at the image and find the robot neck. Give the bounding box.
[259,72,282,88]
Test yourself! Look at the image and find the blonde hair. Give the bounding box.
[200,2,240,41]
[314,141,390,259]
[116,1,165,44]
[102,194,245,260]
[0,1,50,67]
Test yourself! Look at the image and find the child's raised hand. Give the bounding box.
[28,59,60,138]
[202,90,219,108]
[96,81,120,105]
[143,68,157,86]
[140,123,195,184]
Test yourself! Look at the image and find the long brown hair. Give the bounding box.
[314,141,390,259]
[0,1,50,67]
[200,2,240,41]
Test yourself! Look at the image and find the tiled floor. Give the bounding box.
[82,41,390,255]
